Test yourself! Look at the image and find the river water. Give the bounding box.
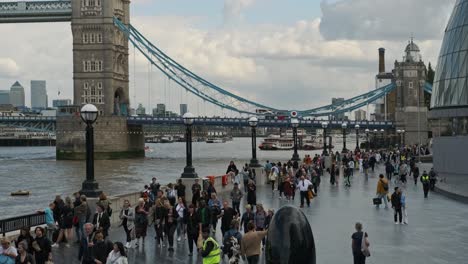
[0,137,350,218]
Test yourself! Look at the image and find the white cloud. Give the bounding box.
[320,0,456,41]
[0,58,20,78]
[223,0,255,24]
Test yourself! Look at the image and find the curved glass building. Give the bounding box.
[430,0,468,203]
[431,0,468,114]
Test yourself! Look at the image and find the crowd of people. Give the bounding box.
[0,144,439,264]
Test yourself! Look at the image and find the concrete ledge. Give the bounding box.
[56,150,145,160]
[435,185,468,204]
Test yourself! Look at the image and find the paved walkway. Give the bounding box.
[51,163,468,264]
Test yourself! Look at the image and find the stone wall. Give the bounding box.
[56,115,144,160]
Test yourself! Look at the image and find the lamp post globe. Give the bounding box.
[291,118,300,162]
[321,121,328,155]
[341,122,347,153]
[355,124,360,150]
[402,129,406,146]
[79,104,101,198]
[181,112,198,178]
[365,128,370,152]
[249,116,260,167]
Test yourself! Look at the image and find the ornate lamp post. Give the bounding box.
[402,129,406,146]
[321,121,328,155]
[355,124,360,150]
[79,104,102,197]
[291,118,300,162]
[341,122,347,153]
[373,129,378,149]
[365,128,370,152]
[396,129,402,146]
[380,129,385,148]
[181,112,198,178]
[249,116,261,167]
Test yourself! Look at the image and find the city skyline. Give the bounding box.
[0,0,456,116]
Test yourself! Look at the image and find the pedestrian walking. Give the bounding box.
[106,242,129,264]
[240,222,268,264]
[351,222,370,264]
[92,205,110,238]
[297,176,312,208]
[220,201,237,238]
[401,190,408,225]
[176,197,187,242]
[391,187,403,224]
[429,168,437,191]
[201,228,221,264]
[375,174,389,209]
[119,199,135,249]
[134,198,149,248]
[230,183,243,215]
[163,199,178,251]
[254,204,267,248]
[246,180,257,209]
[185,204,200,257]
[421,171,430,198]
[191,178,202,207]
[33,227,52,264]
[240,205,255,234]
[412,166,420,185]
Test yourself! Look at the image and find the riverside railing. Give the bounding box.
[0,212,45,237]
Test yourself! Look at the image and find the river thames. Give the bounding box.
[0,137,329,218]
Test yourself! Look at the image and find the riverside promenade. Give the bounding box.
[49,164,468,264]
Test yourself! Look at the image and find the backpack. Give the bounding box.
[223,231,240,256]
[381,180,389,191]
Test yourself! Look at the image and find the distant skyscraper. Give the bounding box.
[354,109,367,121]
[136,103,146,115]
[31,80,48,109]
[331,98,345,120]
[156,104,166,117]
[0,90,10,105]
[9,81,25,107]
[180,104,188,116]
[52,99,72,108]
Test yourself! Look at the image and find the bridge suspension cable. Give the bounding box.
[114,18,402,117]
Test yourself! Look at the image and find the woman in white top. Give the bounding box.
[106,242,128,264]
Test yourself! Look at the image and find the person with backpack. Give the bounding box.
[375,174,389,209]
[222,219,242,261]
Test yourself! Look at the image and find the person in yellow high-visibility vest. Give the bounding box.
[201,228,221,264]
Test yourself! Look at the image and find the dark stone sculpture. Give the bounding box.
[265,205,316,264]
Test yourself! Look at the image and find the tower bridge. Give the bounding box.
[0,0,428,159]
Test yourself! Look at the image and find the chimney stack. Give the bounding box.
[378,48,385,73]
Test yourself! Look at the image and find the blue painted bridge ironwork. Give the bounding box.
[0,116,394,132]
[0,0,72,23]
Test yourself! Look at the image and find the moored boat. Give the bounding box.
[11,190,30,196]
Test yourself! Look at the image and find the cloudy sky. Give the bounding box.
[0,0,456,116]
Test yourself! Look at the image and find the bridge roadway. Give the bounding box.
[50,164,468,264]
[0,115,394,132]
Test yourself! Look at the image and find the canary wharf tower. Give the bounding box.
[430,0,468,202]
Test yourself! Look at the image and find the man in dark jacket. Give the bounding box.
[186,204,200,256]
[78,223,95,264]
[92,231,113,264]
[391,187,402,224]
[92,205,110,238]
[220,201,238,238]
[385,162,394,180]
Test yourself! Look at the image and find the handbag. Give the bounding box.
[72,216,79,225]
[361,232,370,257]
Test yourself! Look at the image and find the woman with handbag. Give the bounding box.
[351,222,370,264]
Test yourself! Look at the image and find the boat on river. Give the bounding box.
[259,135,294,150]
[11,190,30,196]
[206,137,226,143]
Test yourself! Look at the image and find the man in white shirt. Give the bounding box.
[297,176,313,208]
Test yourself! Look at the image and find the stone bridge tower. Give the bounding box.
[56,0,144,160]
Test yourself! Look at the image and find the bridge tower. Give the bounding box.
[394,39,429,146]
[56,0,144,160]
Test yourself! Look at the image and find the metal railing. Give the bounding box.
[0,212,45,237]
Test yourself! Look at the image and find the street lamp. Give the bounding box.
[79,104,102,197]
[355,124,360,150]
[402,129,406,146]
[249,116,260,167]
[321,121,328,155]
[181,112,198,178]
[341,122,347,153]
[291,118,300,162]
[365,128,370,152]
[396,129,401,146]
[380,129,385,149]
